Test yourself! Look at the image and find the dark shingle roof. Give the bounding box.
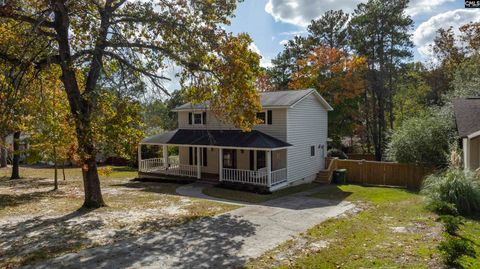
[453,97,480,138]
[173,89,332,111]
[141,129,291,149]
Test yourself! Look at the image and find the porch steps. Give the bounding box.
[315,170,331,184]
[314,157,339,184]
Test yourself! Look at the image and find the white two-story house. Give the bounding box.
[138,89,332,192]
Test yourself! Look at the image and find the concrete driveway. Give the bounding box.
[25,184,354,269]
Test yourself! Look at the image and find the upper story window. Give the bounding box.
[310,146,315,157]
[256,112,266,124]
[188,112,207,125]
[194,113,202,124]
[256,110,273,125]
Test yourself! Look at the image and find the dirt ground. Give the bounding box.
[0,166,237,268]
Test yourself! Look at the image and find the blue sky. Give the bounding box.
[227,0,479,66]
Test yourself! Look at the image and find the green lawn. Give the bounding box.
[460,216,480,268]
[0,165,239,268]
[248,184,480,268]
[202,183,317,203]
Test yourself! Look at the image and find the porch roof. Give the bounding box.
[141,129,291,149]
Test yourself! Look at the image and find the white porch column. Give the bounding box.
[162,145,168,167]
[138,143,142,171]
[196,147,201,179]
[266,150,272,187]
[219,148,223,181]
[463,138,471,170]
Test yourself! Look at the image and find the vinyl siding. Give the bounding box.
[286,94,328,182]
[469,136,480,170]
[272,149,287,170]
[177,109,287,141]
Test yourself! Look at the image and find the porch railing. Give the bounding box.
[162,163,197,178]
[139,158,164,173]
[139,158,196,178]
[271,168,287,185]
[222,168,287,187]
[140,158,288,186]
[222,168,268,186]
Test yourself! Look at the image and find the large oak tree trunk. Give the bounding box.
[52,0,105,208]
[10,131,20,179]
[82,157,104,208]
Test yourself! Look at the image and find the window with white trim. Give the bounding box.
[256,110,273,125]
[193,113,203,124]
[256,112,266,124]
[310,146,315,157]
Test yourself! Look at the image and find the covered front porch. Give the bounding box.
[138,129,291,190]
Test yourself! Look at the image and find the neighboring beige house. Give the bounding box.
[454,97,480,171]
[138,89,333,192]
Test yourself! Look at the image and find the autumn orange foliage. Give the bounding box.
[289,47,367,105]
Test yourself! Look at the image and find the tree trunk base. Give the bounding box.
[81,200,107,209]
[81,159,107,209]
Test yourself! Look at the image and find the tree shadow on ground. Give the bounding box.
[112,181,181,195]
[0,209,100,268]
[0,176,62,189]
[0,190,59,210]
[24,213,258,269]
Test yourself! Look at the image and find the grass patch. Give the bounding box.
[458,216,480,268]
[202,183,317,203]
[248,184,444,268]
[311,184,415,204]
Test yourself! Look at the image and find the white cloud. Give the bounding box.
[406,0,455,17]
[413,9,480,58]
[278,30,308,36]
[248,42,273,68]
[265,0,457,27]
[279,39,289,46]
[265,0,363,27]
[248,42,262,55]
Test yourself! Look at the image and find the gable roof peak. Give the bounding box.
[173,88,332,111]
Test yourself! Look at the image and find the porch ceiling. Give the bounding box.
[141,129,291,149]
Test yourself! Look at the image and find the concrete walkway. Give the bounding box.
[25,184,354,269]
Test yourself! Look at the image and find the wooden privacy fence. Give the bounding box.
[333,159,434,189]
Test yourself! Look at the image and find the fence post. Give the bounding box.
[383,162,386,186]
[360,159,365,185]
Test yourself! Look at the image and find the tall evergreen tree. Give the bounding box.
[269,36,310,90]
[349,0,413,160]
[307,10,349,50]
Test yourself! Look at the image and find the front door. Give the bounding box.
[223,149,237,169]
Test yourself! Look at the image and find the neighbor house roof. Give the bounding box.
[453,97,480,138]
[172,89,333,111]
[141,129,291,149]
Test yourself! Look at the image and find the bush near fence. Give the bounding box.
[333,159,434,189]
[346,154,376,161]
